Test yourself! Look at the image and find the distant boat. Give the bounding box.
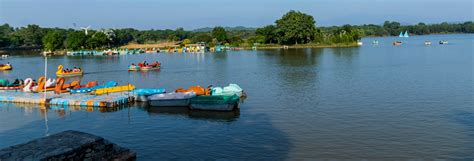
[393,41,402,46]
[399,32,404,37]
[403,31,409,38]
[372,40,379,45]
[424,41,432,45]
[439,40,448,45]
[357,41,363,46]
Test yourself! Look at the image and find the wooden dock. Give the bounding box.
[0,91,134,107]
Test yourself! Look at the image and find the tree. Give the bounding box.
[383,21,401,36]
[247,35,265,45]
[114,28,135,45]
[275,10,316,44]
[86,32,107,49]
[212,26,228,43]
[15,24,45,47]
[229,35,243,46]
[0,24,14,47]
[66,31,87,50]
[182,38,191,45]
[192,33,213,43]
[256,25,277,43]
[174,27,188,40]
[42,30,66,51]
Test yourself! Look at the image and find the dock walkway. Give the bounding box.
[0,91,134,107]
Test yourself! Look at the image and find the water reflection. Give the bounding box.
[139,106,240,122]
[329,47,360,65]
[263,49,323,93]
[52,105,128,113]
[260,48,323,67]
[1,49,42,56]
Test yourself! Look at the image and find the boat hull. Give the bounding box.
[135,95,150,102]
[149,99,191,107]
[128,66,160,71]
[0,65,12,71]
[189,102,239,111]
[189,95,240,111]
[93,84,135,95]
[56,73,83,77]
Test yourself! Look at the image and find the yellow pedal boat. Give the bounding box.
[0,64,12,70]
[93,84,135,95]
[56,65,83,77]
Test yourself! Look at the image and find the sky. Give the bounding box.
[0,0,472,30]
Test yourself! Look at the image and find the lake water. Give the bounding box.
[0,34,473,160]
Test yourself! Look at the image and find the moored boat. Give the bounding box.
[93,84,135,95]
[0,79,21,90]
[189,95,240,111]
[425,41,432,45]
[132,88,166,102]
[70,81,117,93]
[211,84,245,97]
[148,92,196,107]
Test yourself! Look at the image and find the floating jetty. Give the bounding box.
[0,91,133,108]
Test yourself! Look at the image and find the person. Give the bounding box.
[78,68,82,72]
[12,79,19,86]
[31,80,37,87]
[73,67,77,72]
[144,61,148,66]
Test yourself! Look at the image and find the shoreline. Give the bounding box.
[243,43,359,50]
[0,43,360,54]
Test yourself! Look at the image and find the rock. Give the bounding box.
[0,130,136,160]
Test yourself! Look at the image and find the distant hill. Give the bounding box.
[192,26,256,32]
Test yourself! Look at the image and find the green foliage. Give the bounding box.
[191,33,213,43]
[14,24,46,47]
[229,35,243,46]
[182,39,191,45]
[113,28,135,45]
[174,27,188,40]
[355,21,474,37]
[212,26,228,43]
[0,19,472,50]
[246,35,265,45]
[0,24,14,47]
[42,30,66,51]
[86,32,108,49]
[256,25,277,44]
[275,10,316,44]
[66,31,87,50]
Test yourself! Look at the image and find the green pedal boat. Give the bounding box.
[189,94,240,111]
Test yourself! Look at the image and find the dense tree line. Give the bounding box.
[0,24,253,50]
[252,11,473,45]
[250,10,362,45]
[354,21,474,37]
[0,10,472,50]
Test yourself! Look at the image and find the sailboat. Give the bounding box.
[399,32,404,37]
[403,31,409,38]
